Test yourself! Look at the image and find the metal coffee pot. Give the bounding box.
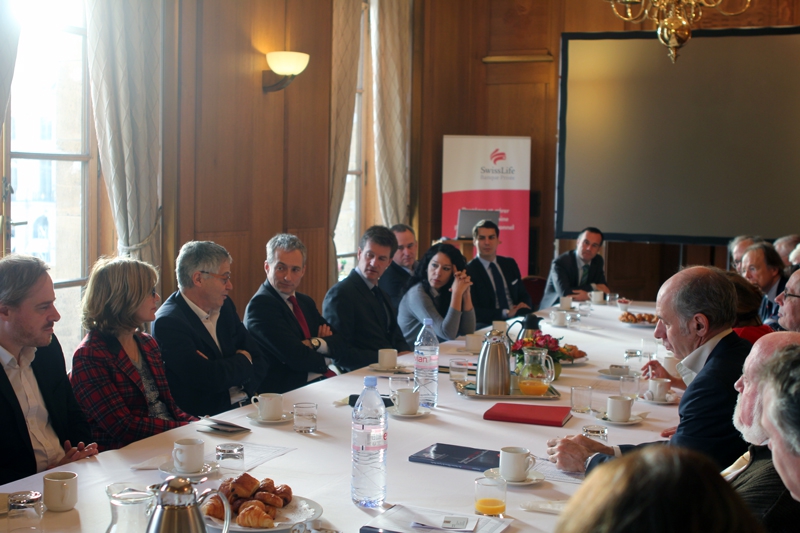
[476,328,511,395]
[508,313,543,343]
[145,477,231,533]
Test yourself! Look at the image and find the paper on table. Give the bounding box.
[362,505,511,533]
[411,513,478,531]
[532,459,584,484]
[205,442,294,473]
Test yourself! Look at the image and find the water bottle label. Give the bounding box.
[415,352,438,370]
[352,425,388,451]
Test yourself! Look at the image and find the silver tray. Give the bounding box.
[454,381,561,400]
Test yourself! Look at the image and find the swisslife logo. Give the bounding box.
[490,148,506,165]
[481,148,515,181]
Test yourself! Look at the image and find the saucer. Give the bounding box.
[484,468,545,486]
[593,414,644,426]
[246,412,293,425]
[637,394,679,405]
[159,460,218,480]
[598,368,640,379]
[386,406,431,418]
[368,363,413,373]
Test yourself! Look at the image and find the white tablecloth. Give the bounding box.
[1,301,677,533]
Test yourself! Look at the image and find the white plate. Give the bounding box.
[597,368,640,379]
[204,496,323,532]
[637,394,679,405]
[368,363,413,373]
[484,468,545,486]
[159,461,218,480]
[623,322,657,328]
[593,414,644,426]
[246,412,293,425]
[387,406,431,418]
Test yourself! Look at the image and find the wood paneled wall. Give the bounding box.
[411,0,800,301]
[162,0,333,313]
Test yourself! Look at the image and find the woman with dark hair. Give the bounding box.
[723,270,774,344]
[70,257,197,451]
[397,243,476,345]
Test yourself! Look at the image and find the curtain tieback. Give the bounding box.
[118,206,162,255]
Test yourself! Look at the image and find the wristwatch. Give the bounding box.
[310,338,321,351]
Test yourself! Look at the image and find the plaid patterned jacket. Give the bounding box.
[70,330,197,450]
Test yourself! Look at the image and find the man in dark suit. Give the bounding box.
[776,269,800,333]
[378,224,418,310]
[539,226,610,310]
[546,266,750,473]
[726,332,800,532]
[323,226,411,370]
[245,234,347,393]
[742,242,788,325]
[0,255,97,484]
[465,219,532,328]
[153,241,268,417]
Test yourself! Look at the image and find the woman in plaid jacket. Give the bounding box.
[70,257,197,450]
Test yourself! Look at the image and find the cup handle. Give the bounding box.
[172,448,182,467]
[526,455,536,472]
[251,395,259,404]
[390,392,399,406]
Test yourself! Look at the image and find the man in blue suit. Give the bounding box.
[742,242,788,325]
[545,266,750,473]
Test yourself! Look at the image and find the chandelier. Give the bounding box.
[603,0,752,62]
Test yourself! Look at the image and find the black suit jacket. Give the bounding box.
[244,282,347,393]
[322,269,410,371]
[466,256,532,327]
[732,445,800,532]
[153,292,268,417]
[0,335,91,485]
[588,331,751,472]
[760,275,788,324]
[378,261,412,311]
[539,250,607,309]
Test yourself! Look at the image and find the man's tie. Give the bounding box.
[580,264,589,286]
[489,263,510,310]
[288,295,311,339]
[372,286,390,331]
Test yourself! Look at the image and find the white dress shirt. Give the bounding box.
[676,328,733,387]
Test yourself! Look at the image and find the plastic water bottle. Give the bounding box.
[351,375,388,508]
[414,317,439,408]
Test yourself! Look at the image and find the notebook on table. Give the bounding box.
[483,403,573,427]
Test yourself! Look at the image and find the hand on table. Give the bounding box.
[545,434,613,473]
[509,302,531,317]
[661,425,678,438]
[52,440,98,468]
[570,290,590,301]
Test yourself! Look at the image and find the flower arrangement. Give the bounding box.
[511,331,585,373]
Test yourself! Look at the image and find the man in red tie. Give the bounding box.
[244,234,345,393]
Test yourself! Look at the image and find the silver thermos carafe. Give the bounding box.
[145,477,231,533]
[476,328,511,395]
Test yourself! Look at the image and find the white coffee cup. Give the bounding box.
[661,355,679,377]
[492,320,508,333]
[43,471,78,512]
[390,388,420,415]
[559,296,573,310]
[549,310,567,326]
[499,447,535,482]
[590,290,605,304]
[465,333,483,352]
[649,378,671,402]
[172,438,205,473]
[378,349,398,369]
[251,393,283,420]
[606,395,633,422]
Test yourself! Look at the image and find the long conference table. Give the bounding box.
[1,301,679,532]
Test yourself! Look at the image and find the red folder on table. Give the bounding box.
[483,402,573,427]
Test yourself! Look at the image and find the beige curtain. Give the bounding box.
[329,0,364,286]
[370,0,412,226]
[0,0,21,116]
[85,0,162,267]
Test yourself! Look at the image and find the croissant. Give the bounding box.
[231,497,253,514]
[238,500,266,514]
[237,504,275,528]
[202,495,225,520]
[274,484,293,505]
[253,491,283,508]
[231,472,260,499]
[218,479,235,503]
[257,478,275,494]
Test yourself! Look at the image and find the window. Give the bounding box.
[5,0,98,368]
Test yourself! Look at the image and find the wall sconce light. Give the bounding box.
[262,51,310,92]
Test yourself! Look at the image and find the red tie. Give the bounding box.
[288,295,311,339]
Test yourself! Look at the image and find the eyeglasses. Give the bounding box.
[150,288,158,297]
[783,291,800,300]
[200,271,232,283]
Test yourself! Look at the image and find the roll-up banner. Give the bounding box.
[441,135,531,274]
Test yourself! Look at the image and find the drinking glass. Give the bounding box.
[216,443,245,472]
[582,425,608,441]
[570,386,592,413]
[619,375,639,400]
[474,477,506,517]
[8,491,44,532]
[449,358,469,381]
[293,402,317,433]
[389,376,412,393]
[566,312,581,329]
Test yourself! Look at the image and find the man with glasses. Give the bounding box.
[776,269,800,333]
[539,227,611,310]
[729,235,765,275]
[154,241,267,416]
[741,243,788,325]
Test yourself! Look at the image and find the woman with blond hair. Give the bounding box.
[70,257,196,450]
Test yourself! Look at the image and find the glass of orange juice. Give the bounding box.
[518,378,550,396]
[474,476,506,516]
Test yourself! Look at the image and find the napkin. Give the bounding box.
[130,454,171,470]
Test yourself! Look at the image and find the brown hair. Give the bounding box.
[723,270,764,327]
[0,255,50,307]
[555,447,764,533]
